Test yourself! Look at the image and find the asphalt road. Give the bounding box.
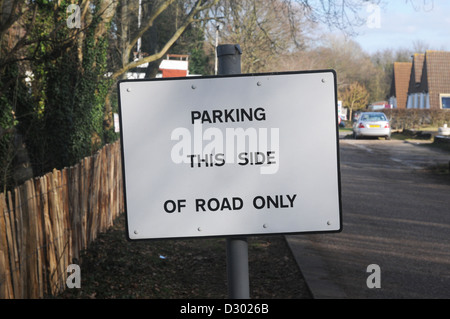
[287,135,450,299]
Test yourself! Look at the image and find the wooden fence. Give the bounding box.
[0,140,124,298]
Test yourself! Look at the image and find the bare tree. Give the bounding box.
[291,0,384,34]
[207,0,314,73]
[341,81,369,120]
[412,39,431,54]
[204,0,384,73]
[109,0,220,80]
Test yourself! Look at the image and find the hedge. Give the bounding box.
[381,109,450,131]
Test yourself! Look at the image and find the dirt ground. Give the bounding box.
[54,213,312,299]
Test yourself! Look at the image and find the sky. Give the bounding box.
[350,0,450,54]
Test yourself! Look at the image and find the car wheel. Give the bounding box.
[385,135,391,140]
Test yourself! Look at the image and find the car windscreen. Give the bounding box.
[361,114,387,122]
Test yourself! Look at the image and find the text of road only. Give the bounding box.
[164,194,297,213]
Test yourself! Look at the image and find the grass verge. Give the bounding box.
[53,213,312,299]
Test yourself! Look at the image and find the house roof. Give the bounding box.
[420,50,450,108]
[159,59,188,71]
[158,54,189,78]
[390,62,412,109]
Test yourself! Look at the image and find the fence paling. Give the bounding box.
[0,141,123,299]
[0,193,12,298]
[17,183,28,298]
[69,162,80,263]
[14,186,24,298]
[90,154,99,244]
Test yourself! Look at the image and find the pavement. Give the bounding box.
[286,235,347,299]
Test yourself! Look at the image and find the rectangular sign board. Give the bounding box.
[118,70,342,240]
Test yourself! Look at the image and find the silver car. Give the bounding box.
[353,112,391,140]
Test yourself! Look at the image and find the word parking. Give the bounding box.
[191,107,266,124]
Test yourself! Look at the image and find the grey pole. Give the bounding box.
[226,236,250,299]
[216,44,250,299]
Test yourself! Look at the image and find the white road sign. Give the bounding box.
[118,70,342,240]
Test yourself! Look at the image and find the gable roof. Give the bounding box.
[403,50,450,109]
[420,50,450,109]
[419,50,450,92]
[390,62,412,109]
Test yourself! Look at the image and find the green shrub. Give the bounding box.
[382,109,450,131]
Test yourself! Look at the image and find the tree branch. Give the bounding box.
[126,0,177,55]
[0,0,23,36]
[111,0,220,79]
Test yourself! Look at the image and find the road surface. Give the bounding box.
[288,136,450,299]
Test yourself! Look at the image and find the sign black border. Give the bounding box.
[117,69,342,241]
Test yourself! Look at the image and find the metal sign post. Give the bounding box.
[216,44,250,299]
